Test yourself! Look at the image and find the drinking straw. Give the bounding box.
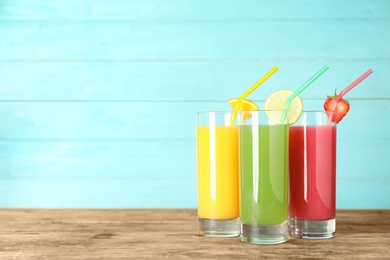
[279,65,330,124]
[230,66,279,125]
[326,69,373,125]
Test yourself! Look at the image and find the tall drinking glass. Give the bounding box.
[239,110,289,244]
[196,111,240,237]
[289,111,336,239]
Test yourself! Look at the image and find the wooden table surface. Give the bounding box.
[0,209,389,259]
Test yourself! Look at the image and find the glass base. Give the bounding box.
[289,218,335,239]
[240,221,288,244]
[198,218,240,237]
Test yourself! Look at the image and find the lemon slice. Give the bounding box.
[264,89,303,124]
[228,98,259,120]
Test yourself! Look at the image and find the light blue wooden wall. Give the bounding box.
[0,0,389,208]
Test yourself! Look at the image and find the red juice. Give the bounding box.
[289,125,336,221]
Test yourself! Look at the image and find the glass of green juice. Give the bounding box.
[238,110,289,244]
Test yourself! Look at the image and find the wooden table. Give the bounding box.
[0,209,389,259]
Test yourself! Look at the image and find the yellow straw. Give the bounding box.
[230,66,279,125]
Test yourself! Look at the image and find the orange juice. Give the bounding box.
[197,125,239,220]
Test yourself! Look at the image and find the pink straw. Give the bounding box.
[327,69,373,125]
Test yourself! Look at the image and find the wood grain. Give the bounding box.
[0,209,389,259]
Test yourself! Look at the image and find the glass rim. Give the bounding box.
[197,110,331,119]
[197,110,328,113]
[299,110,329,113]
[197,110,294,115]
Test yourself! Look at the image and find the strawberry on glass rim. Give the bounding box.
[323,69,373,124]
[323,91,350,123]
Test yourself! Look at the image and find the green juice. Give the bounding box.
[239,125,288,225]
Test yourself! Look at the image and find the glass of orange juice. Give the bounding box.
[196,111,240,237]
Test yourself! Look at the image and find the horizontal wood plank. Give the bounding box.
[0,61,385,100]
[0,21,389,60]
[0,127,388,181]
[0,139,196,179]
[0,100,387,139]
[0,179,197,208]
[0,178,389,208]
[0,100,388,185]
[0,138,388,179]
[1,0,389,21]
[0,209,389,259]
[337,180,390,209]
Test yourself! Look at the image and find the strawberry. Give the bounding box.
[324,93,350,123]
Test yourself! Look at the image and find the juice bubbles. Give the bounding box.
[197,125,239,220]
[289,125,336,220]
[239,125,288,225]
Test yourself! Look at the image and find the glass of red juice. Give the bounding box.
[289,111,336,239]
